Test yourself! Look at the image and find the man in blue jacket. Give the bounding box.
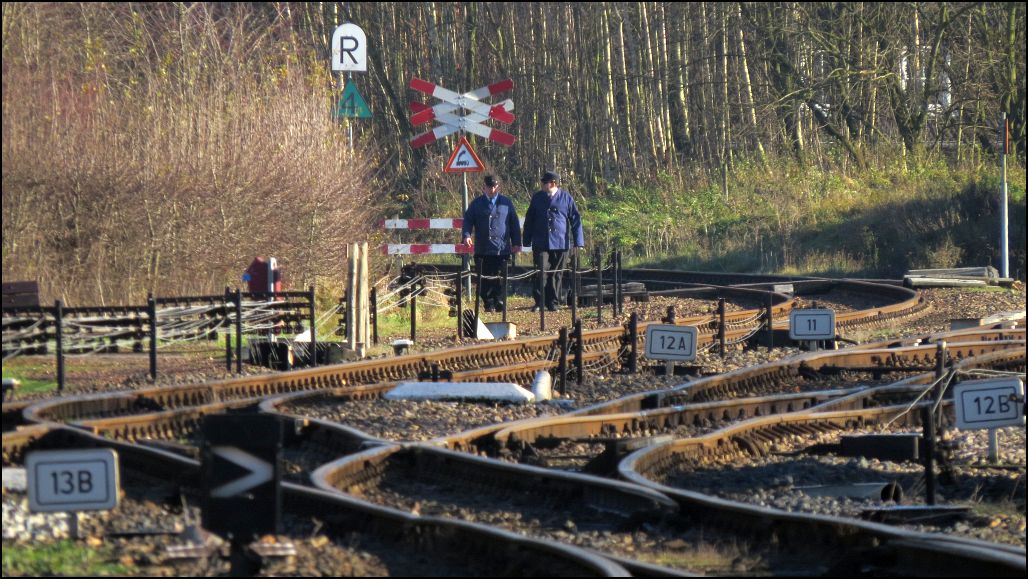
[522,171,585,311]
[462,175,522,312]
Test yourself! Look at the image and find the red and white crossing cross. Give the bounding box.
[408,78,516,149]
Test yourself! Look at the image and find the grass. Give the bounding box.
[1,540,130,576]
[2,361,58,396]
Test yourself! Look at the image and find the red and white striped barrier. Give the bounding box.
[381,217,525,230]
[382,244,472,255]
[381,219,463,230]
[381,244,532,255]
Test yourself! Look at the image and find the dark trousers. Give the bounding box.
[533,250,567,308]
[474,255,507,308]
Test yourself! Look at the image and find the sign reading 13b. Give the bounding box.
[789,308,836,341]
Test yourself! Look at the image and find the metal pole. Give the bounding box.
[148,294,158,381]
[462,172,471,296]
[628,312,638,373]
[718,298,727,359]
[55,300,65,394]
[235,289,242,374]
[1000,112,1010,278]
[309,285,317,368]
[347,72,354,153]
[573,319,584,387]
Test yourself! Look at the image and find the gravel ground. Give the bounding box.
[2,470,515,576]
[661,426,1026,547]
[3,283,1024,575]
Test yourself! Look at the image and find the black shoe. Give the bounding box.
[530,305,542,312]
[546,304,559,312]
[484,305,494,313]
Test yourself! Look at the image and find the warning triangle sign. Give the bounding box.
[335,80,372,119]
[444,136,485,173]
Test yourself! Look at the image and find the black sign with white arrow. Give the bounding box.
[201,414,283,540]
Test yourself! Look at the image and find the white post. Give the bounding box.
[1000,113,1009,279]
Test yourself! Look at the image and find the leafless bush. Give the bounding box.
[3,4,375,304]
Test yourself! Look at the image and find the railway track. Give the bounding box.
[3,272,1023,575]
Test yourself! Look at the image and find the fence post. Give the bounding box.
[235,289,242,374]
[538,252,546,331]
[765,293,775,350]
[922,405,937,505]
[595,247,603,325]
[718,297,727,359]
[455,270,463,339]
[225,287,232,372]
[54,300,65,394]
[570,249,578,326]
[558,327,569,397]
[628,313,638,373]
[410,267,418,343]
[309,285,317,368]
[371,287,379,345]
[573,319,584,386]
[474,259,482,327]
[502,259,509,323]
[148,294,158,381]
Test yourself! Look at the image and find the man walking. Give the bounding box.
[522,171,585,311]
[462,175,522,312]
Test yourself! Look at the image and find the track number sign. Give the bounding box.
[27,449,119,513]
[789,309,836,341]
[645,325,698,362]
[953,378,1024,430]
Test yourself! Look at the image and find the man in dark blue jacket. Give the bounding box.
[462,175,522,312]
[522,171,585,311]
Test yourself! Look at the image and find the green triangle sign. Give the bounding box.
[335,80,372,119]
